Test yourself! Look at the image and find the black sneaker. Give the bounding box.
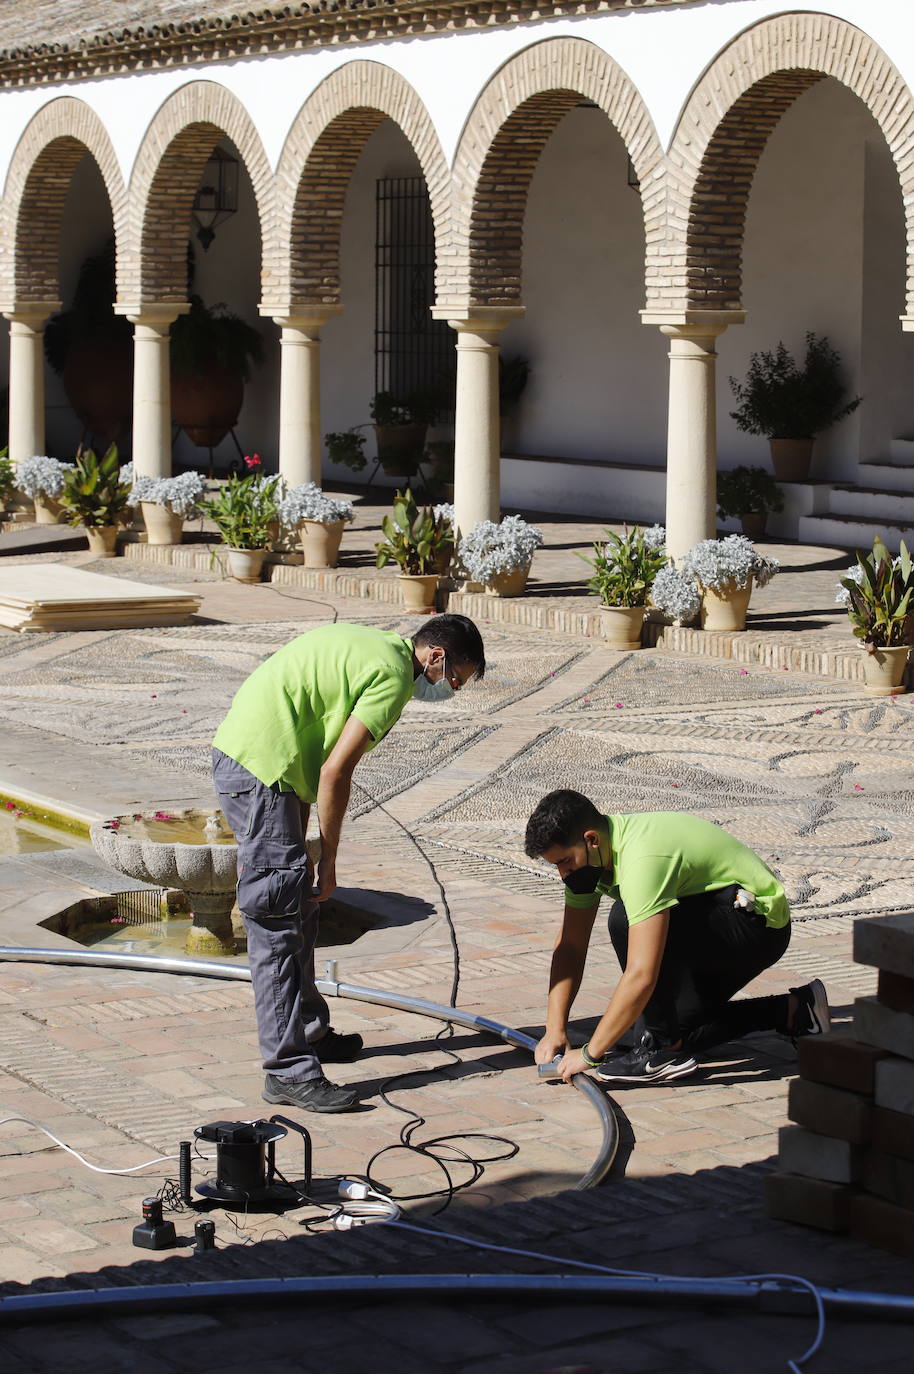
[595,1032,698,1084]
[316,1027,364,1064]
[262,1073,358,1113]
[790,979,831,1038]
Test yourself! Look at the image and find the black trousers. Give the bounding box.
[608,884,792,1052]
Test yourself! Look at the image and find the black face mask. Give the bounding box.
[564,865,604,895]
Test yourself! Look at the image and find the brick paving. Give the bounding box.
[0,520,912,1369]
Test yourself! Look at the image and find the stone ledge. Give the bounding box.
[122,541,908,690]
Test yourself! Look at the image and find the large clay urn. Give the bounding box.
[62,339,133,448]
[172,365,243,448]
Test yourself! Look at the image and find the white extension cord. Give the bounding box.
[334,1178,401,1229]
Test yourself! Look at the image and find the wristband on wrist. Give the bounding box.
[580,1041,602,1069]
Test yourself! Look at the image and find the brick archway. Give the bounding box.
[268,61,448,313]
[0,98,126,306]
[444,38,662,308]
[663,13,914,314]
[124,81,274,306]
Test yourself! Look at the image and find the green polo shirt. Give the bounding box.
[212,623,415,801]
[563,811,789,929]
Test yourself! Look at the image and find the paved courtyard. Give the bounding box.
[0,520,912,1370]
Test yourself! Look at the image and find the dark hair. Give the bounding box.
[525,789,603,858]
[414,613,485,680]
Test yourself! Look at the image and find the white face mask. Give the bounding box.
[413,653,455,702]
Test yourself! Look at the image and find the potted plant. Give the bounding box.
[457,514,544,597]
[729,333,861,482]
[837,537,913,696]
[578,525,669,649]
[325,428,367,474]
[58,443,131,557]
[431,502,456,574]
[680,535,779,632]
[200,466,281,583]
[650,562,702,627]
[171,295,264,450]
[15,455,76,524]
[279,482,355,568]
[716,466,785,540]
[44,240,134,449]
[375,488,451,612]
[0,448,14,518]
[128,471,205,545]
[370,391,438,478]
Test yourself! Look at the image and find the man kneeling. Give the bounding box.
[525,789,830,1084]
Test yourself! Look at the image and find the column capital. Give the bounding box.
[261,305,343,333]
[114,302,190,331]
[430,304,525,338]
[640,308,746,341]
[1,301,61,326]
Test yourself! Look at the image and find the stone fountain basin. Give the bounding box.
[90,808,239,893]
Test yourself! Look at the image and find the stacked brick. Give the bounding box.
[764,912,914,1260]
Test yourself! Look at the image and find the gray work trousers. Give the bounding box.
[212,747,328,1082]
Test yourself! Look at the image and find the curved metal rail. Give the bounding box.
[0,947,618,1189]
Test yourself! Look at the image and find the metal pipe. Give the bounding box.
[0,1273,912,1325]
[0,947,617,1188]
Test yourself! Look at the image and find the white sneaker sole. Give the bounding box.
[597,1055,698,1084]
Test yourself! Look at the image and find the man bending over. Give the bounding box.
[525,789,829,1084]
[212,614,485,1112]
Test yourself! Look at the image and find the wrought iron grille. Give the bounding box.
[375,177,454,411]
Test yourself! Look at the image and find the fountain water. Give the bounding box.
[90,808,241,955]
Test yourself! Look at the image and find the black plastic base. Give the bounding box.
[194,1179,300,1211]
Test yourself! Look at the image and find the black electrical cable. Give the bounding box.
[346,777,522,1215]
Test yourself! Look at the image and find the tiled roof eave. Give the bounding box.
[0,0,708,87]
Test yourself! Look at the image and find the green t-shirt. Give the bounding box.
[212,623,415,801]
[563,811,789,929]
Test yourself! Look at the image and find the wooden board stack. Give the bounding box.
[765,911,914,1260]
[0,564,202,631]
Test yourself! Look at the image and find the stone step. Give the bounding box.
[828,484,914,521]
[888,438,914,464]
[857,461,914,493]
[798,512,914,553]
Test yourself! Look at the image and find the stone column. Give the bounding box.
[641,310,745,562]
[431,305,525,536]
[115,304,189,480]
[263,306,343,488]
[2,303,59,464]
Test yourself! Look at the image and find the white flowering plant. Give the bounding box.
[681,535,779,592]
[650,563,702,624]
[16,455,75,499]
[279,482,354,527]
[458,515,544,582]
[129,471,205,518]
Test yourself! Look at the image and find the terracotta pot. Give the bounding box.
[226,547,266,583]
[374,423,427,476]
[172,366,244,448]
[739,512,767,541]
[599,604,645,650]
[141,502,184,546]
[769,437,814,483]
[62,338,134,448]
[484,566,529,598]
[862,645,909,696]
[33,495,65,525]
[299,519,345,569]
[398,572,438,613]
[85,525,119,558]
[700,577,753,632]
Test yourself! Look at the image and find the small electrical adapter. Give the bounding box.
[133,1197,177,1250]
[338,1178,371,1201]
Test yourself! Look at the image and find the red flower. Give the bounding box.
[244,454,262,469]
